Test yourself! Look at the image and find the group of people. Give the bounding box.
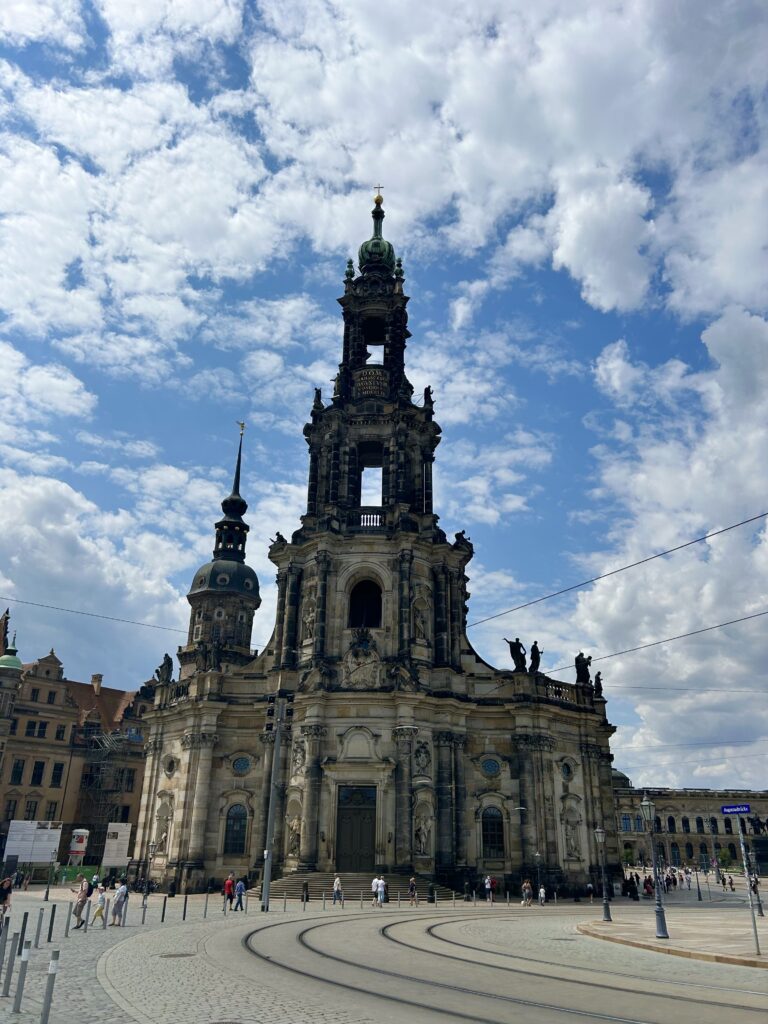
[222,872,247,911]
[70,872,129,928]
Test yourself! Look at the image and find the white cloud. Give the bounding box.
[0,1,84,50]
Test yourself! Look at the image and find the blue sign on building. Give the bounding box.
[721,803,750,814]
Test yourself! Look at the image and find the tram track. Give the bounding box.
[242,911,767,1024]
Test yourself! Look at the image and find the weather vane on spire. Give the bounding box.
[237,420,246,436]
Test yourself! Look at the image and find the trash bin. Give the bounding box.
[428,883,436,904]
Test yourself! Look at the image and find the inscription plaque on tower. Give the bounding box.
[354,367,389,398]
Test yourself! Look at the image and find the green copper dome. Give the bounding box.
[0,636,22,672]
[358,195,396,274]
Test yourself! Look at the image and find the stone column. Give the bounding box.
[392,726,418,867]
[433,566,449,666]
[313,552,330,660]
[398,550,413,659]
[280,564,301,669]
[448,569,462,668]
[452,734,467,865]
[435,731,455,871]
[135,735,163,859]
[253,732,275,867]
[298,724,327,869]
[272,570,288,670]
[182,731,218,864]
[422,453,434,514]
[306,449,319,516]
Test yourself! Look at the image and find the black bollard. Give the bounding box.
[182,893,188,921]
[47,905,57,943]
[17,912,28,955]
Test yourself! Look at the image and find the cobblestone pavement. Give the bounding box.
[0,887,765,1024]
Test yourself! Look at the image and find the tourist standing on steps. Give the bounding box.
[233,877,246,911]
[71,873,89,929]
[377,875,386,907]
[371,874,379,907]
[332,875,343,906]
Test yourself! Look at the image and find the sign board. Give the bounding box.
[721,804,750,814]
[4,821,62,863]
[102,823,132,866]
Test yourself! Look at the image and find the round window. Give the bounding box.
[164,757,177,776]
[217,573,230,585]
[244,580,253,590]
[232,756,251,776]
[481,758,500,777]
[561,762,573,781]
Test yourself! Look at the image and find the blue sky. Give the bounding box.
[1,0,766,789]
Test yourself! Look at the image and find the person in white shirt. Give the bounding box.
[538,884,546,906]
[377,876,386,907]
[371,875,379,907]
[110,879,128,926]
[332,875,343,906]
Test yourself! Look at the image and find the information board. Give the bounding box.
[101,822,132,866]
[4,821,62,863]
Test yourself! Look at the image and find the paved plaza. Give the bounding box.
[0,884,765,1024]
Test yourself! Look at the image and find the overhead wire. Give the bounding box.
[466,510,767,628]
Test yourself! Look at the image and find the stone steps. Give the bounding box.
[250,871,458,901]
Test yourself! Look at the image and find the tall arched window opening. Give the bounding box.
[481,807,504,859]
[349,580,382,628]
[224,804,247,855]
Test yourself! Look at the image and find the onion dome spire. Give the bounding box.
[358,189,396,275]
[213,422,249,562]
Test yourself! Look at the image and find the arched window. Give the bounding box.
[667,816,676,833]
[656,842,666,864]
[481,807,504,859]
[681,816,690,833]
[685,842,694,859]
[223,803,247,855]
[699,842,708,865]
[621,813,632,832]
[635,814,643,832]
[724,818,733,834]
[670,842,680,865]
[695,816,705,834]
[349,580,382,628]
[654,816,662,834]
[728,843,737,860]
[709,816,719,834]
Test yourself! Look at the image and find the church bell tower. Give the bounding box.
[267,195,474,690]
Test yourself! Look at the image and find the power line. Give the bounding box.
[467,510,767,628]
[0,595,188,634]
[619,751,768,770]
[545,609,768,674]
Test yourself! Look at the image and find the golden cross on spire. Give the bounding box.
[374,184,383,198]
[237,420,246,436]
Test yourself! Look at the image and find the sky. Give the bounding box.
[0,0,766,791]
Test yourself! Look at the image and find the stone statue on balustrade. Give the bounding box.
[529,641,542,674]
[504,637,527,673]
[574,651,592,684]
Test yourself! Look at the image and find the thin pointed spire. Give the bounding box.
[232,420,245,497]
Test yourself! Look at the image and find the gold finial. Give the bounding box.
[373,184,384,205]
[237,420,246,436]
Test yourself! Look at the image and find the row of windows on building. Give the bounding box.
[9,720,74,741]
[625,839,748,865]
[4,798,59,821]
[620,813,748,835]
[6,758,135,792]
[24,688,58,704]
[221,804,506,858]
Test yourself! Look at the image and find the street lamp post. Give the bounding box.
[143,840,157,909]
[694,865,702,901]
[594,827,612,922]
[708,816,722,883]
[533,850,541,896]
[43,859,55,902]
[640,793,669,939]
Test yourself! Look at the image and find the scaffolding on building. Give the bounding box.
[76,730,135,866]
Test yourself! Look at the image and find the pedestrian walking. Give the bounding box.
[0,876,12,916]
[71,874,89,929]
[484,875,492,903]
[233,877,246,911]
[223,872,235,911]
[728,875,735,891]
[377,876,386,907]
[538,884,546,906]
[521,879,533,906]
[586,881,594,903]
[92,885,106,924]
[370,874,379,907]
[110,878,128,925]
[332,875,343,906]
[408,877,418,906]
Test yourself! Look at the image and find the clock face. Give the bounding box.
[561,762,573,781]
[232,756,251,776]
[482,758,501,777]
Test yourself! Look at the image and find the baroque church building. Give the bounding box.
[136,198,619,893]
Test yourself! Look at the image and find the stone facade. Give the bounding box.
[612,771,768,872]
[136,198,622,893]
